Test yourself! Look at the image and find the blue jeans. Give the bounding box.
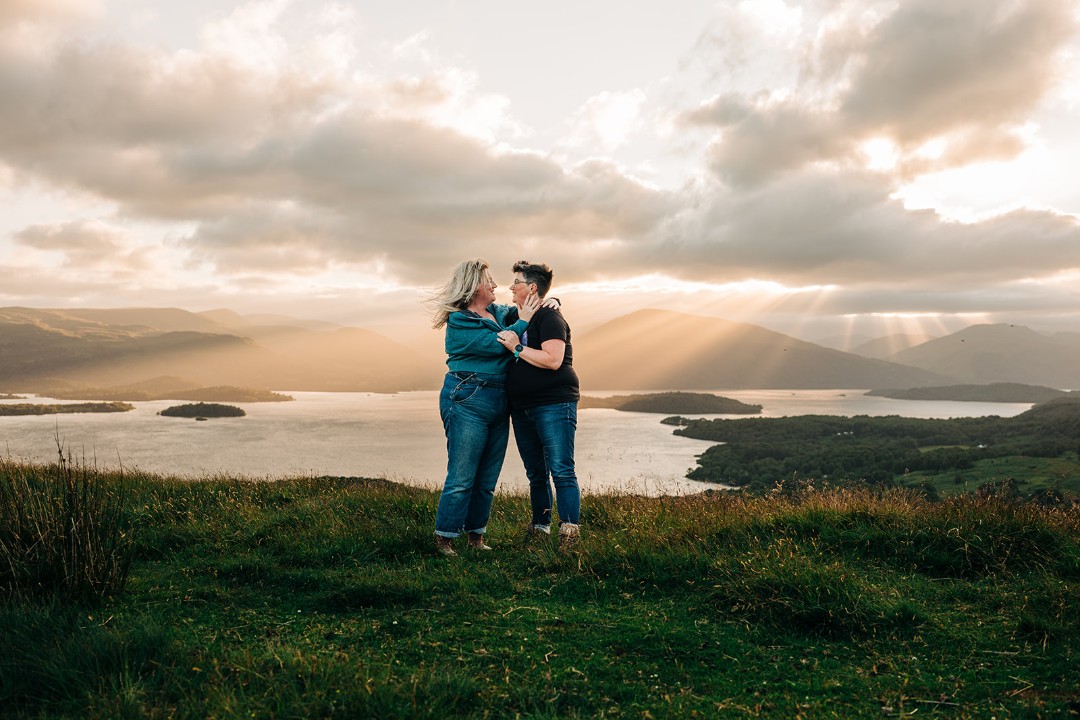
[511,402,580,526]
[434,372,509,538]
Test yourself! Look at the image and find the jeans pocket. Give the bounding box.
[451,383,481,405]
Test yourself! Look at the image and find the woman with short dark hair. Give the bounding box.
[496,260,581,547]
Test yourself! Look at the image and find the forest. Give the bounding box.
[672,397,1080,497]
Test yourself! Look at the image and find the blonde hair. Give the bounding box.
[429,258,490,329]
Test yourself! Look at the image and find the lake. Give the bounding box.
[0,390,1032,496]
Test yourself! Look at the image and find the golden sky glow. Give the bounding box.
[1,0,1079,344]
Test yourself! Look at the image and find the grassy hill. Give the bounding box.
[1,463,1076,718]
[573,309,954,390]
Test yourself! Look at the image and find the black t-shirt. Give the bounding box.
[506,306,580,410]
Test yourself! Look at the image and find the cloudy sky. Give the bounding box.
[2,0,1078,346]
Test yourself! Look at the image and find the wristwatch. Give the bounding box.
[513,344,523,358]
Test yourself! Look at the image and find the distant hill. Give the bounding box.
[810,332,876,352]
[197,308,342,333]
[35,377,293,402]
[0,401,134,416]
[0,307,231,335]
[1048,331,1080,350]
[886,324,1080,389]
[865,383,1069,403]
[0,307,440,393]
[849,332,939,359]
[1020,395,1080,425]
[572,309,954,390]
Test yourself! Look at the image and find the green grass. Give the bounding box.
[906,453,1080,498]
[1,456,134,601]
[1,466,1077,718]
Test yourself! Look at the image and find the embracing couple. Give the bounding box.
[429,259,580,557]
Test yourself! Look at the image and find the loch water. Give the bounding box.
[0,390,1032,496]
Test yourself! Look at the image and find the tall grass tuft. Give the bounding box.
[0,450,135,602]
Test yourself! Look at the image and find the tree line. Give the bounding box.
[671,398,1080,494]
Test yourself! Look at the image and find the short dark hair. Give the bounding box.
[512,260,553,298]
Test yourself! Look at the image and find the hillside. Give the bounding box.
[849,332,940,359]
[0,307,439,393]
[197,308,341,333]
[572,309,954,390]
[2,468,1076,718]
[675,397,1080,494]
[865,383,1070,403]
[10,308,1076,394]
[887,324,1080,388]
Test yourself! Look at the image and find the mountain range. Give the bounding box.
[1,307,1077,394]
[885,324,1080,389]
[571,310,951,390]
[0,307,437,393]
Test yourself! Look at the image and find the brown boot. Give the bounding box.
[434,534,457,557]
[467,532,493,551]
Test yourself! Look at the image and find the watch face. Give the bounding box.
[514,344,524,353]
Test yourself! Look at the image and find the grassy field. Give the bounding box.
[906,454,1080,498]
[1,460,1078,719]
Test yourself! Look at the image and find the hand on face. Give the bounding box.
[517,292,541,322]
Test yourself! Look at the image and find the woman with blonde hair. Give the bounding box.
[430,258,555,556]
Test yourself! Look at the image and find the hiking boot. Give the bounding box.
[557,523,580,550]
[434,534,457,557]
[467,532,493,551]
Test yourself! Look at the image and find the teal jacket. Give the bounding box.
[445,304,528,375]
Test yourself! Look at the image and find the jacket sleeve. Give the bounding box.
[445,313,507,357]
[494,301,528,335]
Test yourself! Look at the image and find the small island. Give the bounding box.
[866,383,1069,404]
[579,391,762,415]
[0,393,26,400]
[159,402,246,419]
[0,401,134,416]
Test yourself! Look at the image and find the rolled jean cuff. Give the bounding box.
[434,530,461,539]
[465,525,487,536]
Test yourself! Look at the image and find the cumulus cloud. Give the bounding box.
[644,168,1080,286]
[12,218,170,281]
[168,115,673,281]
[686,0,1078,185]
[0,0,1078,333]
[0,0,672,286]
